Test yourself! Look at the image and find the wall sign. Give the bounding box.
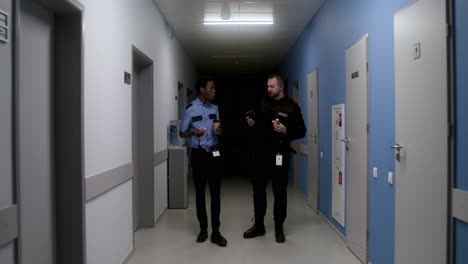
[124,72,131,84]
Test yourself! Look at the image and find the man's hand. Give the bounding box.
[193,128,206,137]
[180,128,206,138]
[246,116,255,127]
[272,119,287,134]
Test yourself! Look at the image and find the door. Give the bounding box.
[394,0,448,263]
[132,47,154,231]
[18,0,55,262]
[345,35,369,263]
[177,81,185,120]
[0,0,15,263]
[307,70,319,214]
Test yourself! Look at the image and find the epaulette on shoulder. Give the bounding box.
[185,103,193,110]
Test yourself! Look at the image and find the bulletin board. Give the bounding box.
[332,104,345,227]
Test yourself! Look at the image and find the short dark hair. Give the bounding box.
[195,76,214,94]
[268,74,284,87]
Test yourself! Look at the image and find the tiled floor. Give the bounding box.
[128,174,361,264]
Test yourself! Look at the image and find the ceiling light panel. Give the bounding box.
[204,1,274,24]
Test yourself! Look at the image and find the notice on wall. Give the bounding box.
[332,104,345,227]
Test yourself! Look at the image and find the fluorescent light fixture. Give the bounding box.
[204,21,273,25]
[204,2,274,26]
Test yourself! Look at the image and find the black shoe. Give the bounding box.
[243,224,266,239]
[196,229,208,243]
[210,231,227,247]
[275,227,285,243]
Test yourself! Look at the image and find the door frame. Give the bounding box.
[447,0,455,262]
[306,68,320,214]
[131,46,154,231]
[14,0,85,263]
[291,80,301,192]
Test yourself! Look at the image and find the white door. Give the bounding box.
[0,0,15,263]
[394,0,448,263]
[345,35,369,264]
[18,0,55,262]
[307,70,319,213]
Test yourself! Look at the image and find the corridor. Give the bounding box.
[128,175,360,264]
[2,0,467,263]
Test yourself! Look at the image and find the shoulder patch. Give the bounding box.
[185,103,193,110]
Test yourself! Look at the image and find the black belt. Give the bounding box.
[276,141,297,154]
[192,146,218,152]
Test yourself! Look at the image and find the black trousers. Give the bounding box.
[191,148,222,231]
[250,149,291,227]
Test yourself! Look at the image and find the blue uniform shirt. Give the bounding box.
[180,97,220,149]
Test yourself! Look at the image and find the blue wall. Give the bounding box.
[454,0,468,263]
[279,0,436,264]
[282,0,468,263]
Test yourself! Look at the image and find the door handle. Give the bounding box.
[390,144,403,151]
[390,143,403,162]
[341,137,350,150]
[310,134,318,143]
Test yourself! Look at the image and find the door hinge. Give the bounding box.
[449,123,453,138]
[366,62,369,72]
[446,24,452,38]
[367,123,369,133]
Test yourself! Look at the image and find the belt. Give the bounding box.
[192,146,218,152]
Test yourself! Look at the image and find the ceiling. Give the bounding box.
[152,0,325,75]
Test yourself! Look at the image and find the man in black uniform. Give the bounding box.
[243,74,306,243]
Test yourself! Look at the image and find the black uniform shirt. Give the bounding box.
[250,96,306,151]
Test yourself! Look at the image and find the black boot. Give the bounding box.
[196,229,208,243]
[275,225,285,243]
[211,231,227,247]
[243,223,266,239]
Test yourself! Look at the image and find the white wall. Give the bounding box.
[86,180,133,264]
[81,0,197,262]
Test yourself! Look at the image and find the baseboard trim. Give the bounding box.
[319,211,346,241]
[121,248,135,264]
[453,188,468,223]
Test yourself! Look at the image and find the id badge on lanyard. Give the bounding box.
[276,153,283,166]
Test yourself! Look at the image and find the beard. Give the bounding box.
[269,91,279,99]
